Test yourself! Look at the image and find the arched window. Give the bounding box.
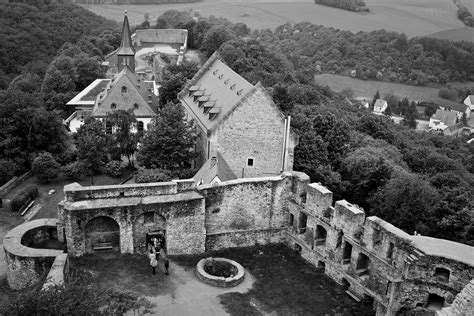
[111,103,117,110]
[315,225,327,246]
[121,86,127,93]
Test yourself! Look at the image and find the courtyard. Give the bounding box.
[69,244,375,315]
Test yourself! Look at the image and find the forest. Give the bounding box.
[0,4,472,246]
[314,0,369,12]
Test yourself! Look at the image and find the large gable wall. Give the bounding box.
[216,87,286,178]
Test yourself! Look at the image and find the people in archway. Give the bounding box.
[149,249,158,275]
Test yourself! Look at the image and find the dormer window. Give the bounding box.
[213,69,218,75]
[134,103,139,110]
[111,103,117,110]
[237,89,243,95]
[218,74,224,79]
[230,84,236,90]
[121,86,127,93]
[224,79,229,85]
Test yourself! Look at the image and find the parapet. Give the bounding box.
[332,200,365,236]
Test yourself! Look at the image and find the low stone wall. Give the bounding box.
[196,257,245,288]
[3,218,63,290]
[42,253,69,290]
[0,171,32,197]
[205,228,285,252]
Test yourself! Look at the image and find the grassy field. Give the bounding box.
[83,0,469,39]
[315,73,474,105]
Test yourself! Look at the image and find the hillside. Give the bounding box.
[0,2,118,86]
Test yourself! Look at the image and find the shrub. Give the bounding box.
[135,168,171,183]
[105,160,124,178]
[438,88,457,101]
[10,185,38,213]
[62,161,83,181]
[32,152,60,182]
[169,168,198,180]
[56,147,78,165]
[0,159,16,185]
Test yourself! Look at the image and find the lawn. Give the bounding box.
[314,73,474,106]
[83,0,468,39]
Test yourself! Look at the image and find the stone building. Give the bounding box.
[65,12,158,133]
[52,172,473,315]
[178,52,298,184]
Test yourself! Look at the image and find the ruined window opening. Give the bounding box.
[317,261,326,271]
[105,121,113,134]
[387,242,394,261]
[315,225,327,246]
[356,253,370,276]
[294,243,302,254]
[342,242,352,264]
[121,86,127,93]
[111,103,117,110]
[247,158,254,167]
[434,267,450,282]
[372,228,382,247]
[426,293,445,310]
[144,212,154,224]
[341,278,350,290]
[386,281,392,297]
[289,213,294,228]
[336,231,343,249]
[298,212,307,234]
[119,191,124,197]
[300,191,307,204]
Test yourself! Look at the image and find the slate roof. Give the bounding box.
[432,109,457,126]
[178,52,255,132]
[193,152,237,185]
[116,12,135,56]
[91,66,158,118]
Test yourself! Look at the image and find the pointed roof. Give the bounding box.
[91,66,157,118]
[193,152,237,185]
[117,11,135,56]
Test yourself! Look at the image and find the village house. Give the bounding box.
[66,12,158,133]
[463,95,474,112]
[429,109,457,131]
[439,102,470,120]
[178,52,298,184]
[373,99,388,115]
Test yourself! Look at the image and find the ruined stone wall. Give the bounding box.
[216,86,288,178]
[134,29,188,46]
[286,181,474,315]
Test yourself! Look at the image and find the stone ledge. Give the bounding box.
[42,253,68,290]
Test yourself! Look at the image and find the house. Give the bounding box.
[440,102,470,120]
[373,99,388,114]
[443,123,474,137]
[66,12,158,133]
[429,109,457,131]
[464,95,474,112]
[178,52,298,184]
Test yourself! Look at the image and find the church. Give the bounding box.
[66,12,159,133]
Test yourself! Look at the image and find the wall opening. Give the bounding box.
[315,225,327,246]
[133,212,166,254]
[342,241,352,264]
[294,243,302,254]
[372,228,382,248]
[137,121,144,132]
[317,261,326,272]
[341,278,350,290]
[386,281,392,297]
[300,191,307,204]
[434,267,450,282]
[289,213,295,232]
[85,216,120,253]
[356,253,370,276]
[298,212,307,234]
[426,293,445,311]
[336,231,343,249]
[387,242,394,261]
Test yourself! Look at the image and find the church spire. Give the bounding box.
[117,10,136,72]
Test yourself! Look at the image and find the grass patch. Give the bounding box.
[173,244,375,315]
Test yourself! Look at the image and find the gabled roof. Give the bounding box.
[432,109,457,126]
[442,102,469,113]
[178,52,254,132]
[66,79,110,106]
[91,66,157,118]
[117,12,135,56]
[193,152,237,185]
[374,99,387,108]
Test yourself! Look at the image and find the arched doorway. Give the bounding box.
[133,212,166,254]
[85,216,120,253]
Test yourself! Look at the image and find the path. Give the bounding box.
[127,262,256,316]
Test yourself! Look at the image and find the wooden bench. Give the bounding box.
[93,242,113,251]
[19,198,33,216]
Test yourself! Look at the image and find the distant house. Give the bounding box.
[443,123,474,137]
[464,95,474,112]
[66,12,158,133]
[178,52,298,185]
[373,99,388,114]
[440,102,470,120]
[429,109,457,131]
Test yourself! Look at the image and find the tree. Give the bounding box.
[136,103,196,170]
[76,118,108,185]
[32,152,61,182]
[371,90,380,108]
[159,73,187,106]
[201,25,236,57]
[106,110,138,166]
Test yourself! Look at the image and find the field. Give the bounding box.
[82,0,472,40]
[314,74,474,105]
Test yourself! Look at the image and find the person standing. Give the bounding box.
[161,248,169,275]
[149,249,158,275]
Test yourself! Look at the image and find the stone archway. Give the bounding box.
[133,212,166,254]
[85,216,120,253]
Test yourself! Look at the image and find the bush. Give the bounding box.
[10,185,38,213]
[170,168,198,180]
[438,88,457,101]
[0,159,16,185]
[32,152,61,182]
[105,160,124,178]
[62,161,83,181]
[56,147,78,165]
[135,168,171,183]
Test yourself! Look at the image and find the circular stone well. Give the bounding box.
[196,257,245,287]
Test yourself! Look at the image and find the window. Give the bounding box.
[373,228,382,247]
[111,103,117,110]
[247,158,254,167]
[386,281,392,297]
[434,267,450,282]
[137,121,144,132]
[298,212,307,234]
[134,103,139,110]
[144,212,154,224]
[356,253,370,276]
[342,242,353,264]
[315,225,327,246]
[336,231,343,249]
[289,213,295,229]
[387,242,394,261]
[105,121,113,134]
[121,86,127,93]
[426,293,445,310]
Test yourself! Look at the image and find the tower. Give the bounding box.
[117,10,135,72]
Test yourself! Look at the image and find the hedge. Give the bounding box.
[11,185,38,213]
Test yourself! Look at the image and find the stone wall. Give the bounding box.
[134,29,188,46]
[42,253,69,290]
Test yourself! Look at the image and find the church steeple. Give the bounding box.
[117,10,136,72]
